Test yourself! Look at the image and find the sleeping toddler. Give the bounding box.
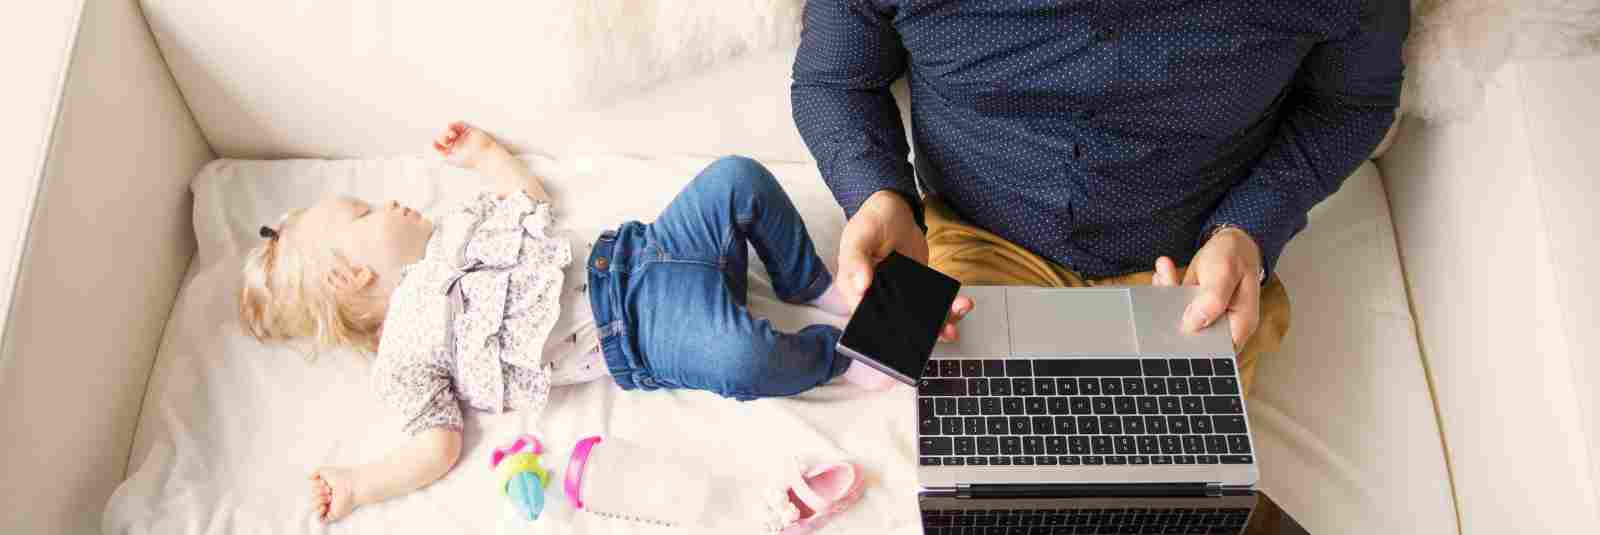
[239,123,963,530]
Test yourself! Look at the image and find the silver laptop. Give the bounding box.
[917,286,1259,532]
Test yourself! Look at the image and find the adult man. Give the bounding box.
[792,0,1407,392]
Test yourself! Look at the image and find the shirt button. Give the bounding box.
[594,257,609,270]
[1073,144,1084,160]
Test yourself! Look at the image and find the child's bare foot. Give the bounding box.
[432,121,512,170]
[311,466,358,523]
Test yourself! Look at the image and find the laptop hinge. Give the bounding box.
[962,483,1213,499]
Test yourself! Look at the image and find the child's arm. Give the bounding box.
[479,155,552,204]
[434,122,552,204]
[352,427,463,507]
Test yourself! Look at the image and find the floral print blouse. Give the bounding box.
[372,191,604,435]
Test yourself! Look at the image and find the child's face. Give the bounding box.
[299,194,434,286]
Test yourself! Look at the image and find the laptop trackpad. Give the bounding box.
[1007,288,1138,356]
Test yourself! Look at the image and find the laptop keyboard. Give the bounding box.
[922,506,1252,534]
[917,358,1253,468]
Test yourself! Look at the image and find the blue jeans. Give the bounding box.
[587,156,849,400]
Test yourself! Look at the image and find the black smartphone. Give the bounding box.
[836,251,962,385]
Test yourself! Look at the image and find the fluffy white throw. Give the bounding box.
[1404,0,1600,121]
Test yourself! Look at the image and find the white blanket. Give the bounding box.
[106,154,923,534]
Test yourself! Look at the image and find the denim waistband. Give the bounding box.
[586,222,656,391]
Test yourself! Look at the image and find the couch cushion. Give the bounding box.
[139,0,813,161]
[1255,162,1458,533]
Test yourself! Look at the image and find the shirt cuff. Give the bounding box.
[1202,192,1302,282]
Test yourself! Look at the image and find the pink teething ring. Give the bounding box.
[492,434,543,468]
[565,436,603,510]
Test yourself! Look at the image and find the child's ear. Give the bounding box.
[325,262,377,294]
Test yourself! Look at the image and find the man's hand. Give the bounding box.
[839,190,973,342]
[1152,227,1263,349]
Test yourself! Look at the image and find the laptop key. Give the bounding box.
[1146,378,1167,395]
[1182,436,1205,454]
[1211,377,1240,395]
[1152,455,1173,465]
[1048,397,1071,415]
[1168,378,1190,395]
[1143,359,1170,376]
[1221,455,1254,464]
[981,397,1002,415]
[1147,416,1168,434]
[923,360,939,378]
[924,379,966,396]
[965,416,986,435]
[1190,416,1212,434]
[987,417,1009,435]
[1169,359,1192,376]
[1188,377,1212,395]
[1213,358,1236,376]
[1024,436,1045,455]
[1124,378,1144,395]
[1168,416,1190,434]
[1093,397,1115,414]
[936,398,957,415]
[1083,456,1105,466]
[991,456,1012,466]
[962,360,984,377]
[1034,359,1140,376]
[921,414,940,436]
[1078,379,1100,395]
[1124,416,1145,434]
[1010,416,1032,435]
[1060,456,1081,465]
[955,437,976,455]
[1026,397,1048,415]
[1116,396,1138,414]
[1069,436,1090,454]
[1055,416,1077,434]
[969,378,990,397]
[920,437,953,455]
[968,456,989,466]
[945,456,966,466]
[1182,396,1205,414]
[1092,436,1114,454]
[959,397,980,415]
[1046,436,1069,454]
[942,418,963,435]
[1213,415,1247,434]
[1057,378,1079,395]
[1006,360,1033,377]
[1004,397,1026,415]
[1071,397,1093,414]
[1138,436,1159,453]
[1191,358,1214,376]
[1032,416,1055,434]
[941,360,962,378]
[1160,397,1183,414]
[1129,456,1150,465]
[920,457,941,466]
[1036,378,1056,396]
[1013,379,1035,396]
[1175,455,1196,465]
[1227,435,1252,454]
[1115,437,1137,454]
[1001,437,1022,454]
[1101,378,1123,395]
[1014,456,1035,466]
[1037,456,1058,466]
[978,437,999,455]
[1204,396,1244,414]
[1197,455,1220,465]
[1078,416,1100,434]
[1105,456,1128,465]
[984,360,1007,377]
[1138,397,1161,414]
[1160,436,1182,454]
[1205,436,1229,454]
[991,378,1012,396]
[1101,416,1122,434]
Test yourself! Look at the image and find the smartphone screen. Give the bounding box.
[837,251,962,385]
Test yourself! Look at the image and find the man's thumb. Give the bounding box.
[837,248,873,297]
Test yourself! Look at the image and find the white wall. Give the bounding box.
[0,1,82,345]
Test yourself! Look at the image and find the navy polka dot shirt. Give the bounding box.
[793,0,1408,278]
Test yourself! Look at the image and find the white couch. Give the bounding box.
[2,1,1596,533]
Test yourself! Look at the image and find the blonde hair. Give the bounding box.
[239,210,386,355]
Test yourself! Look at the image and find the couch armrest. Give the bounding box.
[1377,56,1600,533]
[0,0,212,533]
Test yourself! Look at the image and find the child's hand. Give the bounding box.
[311,466,358,523]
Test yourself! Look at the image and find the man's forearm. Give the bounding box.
[352,427,462,507]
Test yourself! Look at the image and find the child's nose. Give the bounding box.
[386,200,400,210]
